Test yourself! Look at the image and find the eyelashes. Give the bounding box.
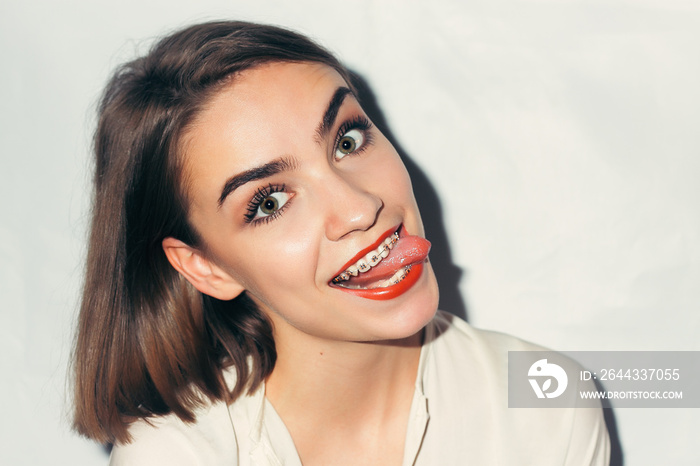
[244,183,292,224]
[244,115,374,226]
[333,116,374,160]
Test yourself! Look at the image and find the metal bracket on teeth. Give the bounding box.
[333,232,400,283]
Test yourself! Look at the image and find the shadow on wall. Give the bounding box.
[594,379,625,465]
[354,71,625,464]
[351,71,468,322]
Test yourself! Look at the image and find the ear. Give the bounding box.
[162,237,245,301]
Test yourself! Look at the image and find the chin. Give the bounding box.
[371,263,440,343]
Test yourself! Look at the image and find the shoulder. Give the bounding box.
[109,397,237,466]
[423,310,548,394]
[421,311,610,465]
[426,310,547,363]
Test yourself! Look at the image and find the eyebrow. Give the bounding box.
[218,156,297,208]
[217,87,352,208]
[316,86,354,142]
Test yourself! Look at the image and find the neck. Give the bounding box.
[264,322,424,424]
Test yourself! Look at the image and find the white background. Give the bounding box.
[1,0,698,464]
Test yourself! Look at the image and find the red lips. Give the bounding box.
[339,262,426,300]
[330,226,431,301]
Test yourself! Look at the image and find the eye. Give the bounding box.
[245,184,293,224]
[255,192,291,219]
[334,129,365,160]
[332,116,373,161]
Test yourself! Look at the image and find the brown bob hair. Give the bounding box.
[72,20,354,444]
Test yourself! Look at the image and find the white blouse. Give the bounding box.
[110,311,610,465]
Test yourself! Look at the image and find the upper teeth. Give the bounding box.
[333,232,399,283]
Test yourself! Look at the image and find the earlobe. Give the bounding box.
[162,237,245,301]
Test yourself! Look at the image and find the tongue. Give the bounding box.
[344,235,431,287]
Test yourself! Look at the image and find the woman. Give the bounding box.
[73,21,609,465]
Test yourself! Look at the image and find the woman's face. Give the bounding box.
[178,62,438,344]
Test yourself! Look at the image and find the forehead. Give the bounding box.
[180,61,350,207]
[184,62,346,164]
[189,62,347,146]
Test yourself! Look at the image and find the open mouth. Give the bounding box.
[331,230,406,289]
[330,225,431,300]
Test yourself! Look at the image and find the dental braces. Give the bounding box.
[332,232,400,284]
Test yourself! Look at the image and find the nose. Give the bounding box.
[322,171,383,242]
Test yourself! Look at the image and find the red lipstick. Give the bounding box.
[330,226,431,301]
[339,262,425,300]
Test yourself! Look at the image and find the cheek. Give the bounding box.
[371,139,414,193]
[233,224,321,300]
[381,154,419,205]
[382,154,426,235]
